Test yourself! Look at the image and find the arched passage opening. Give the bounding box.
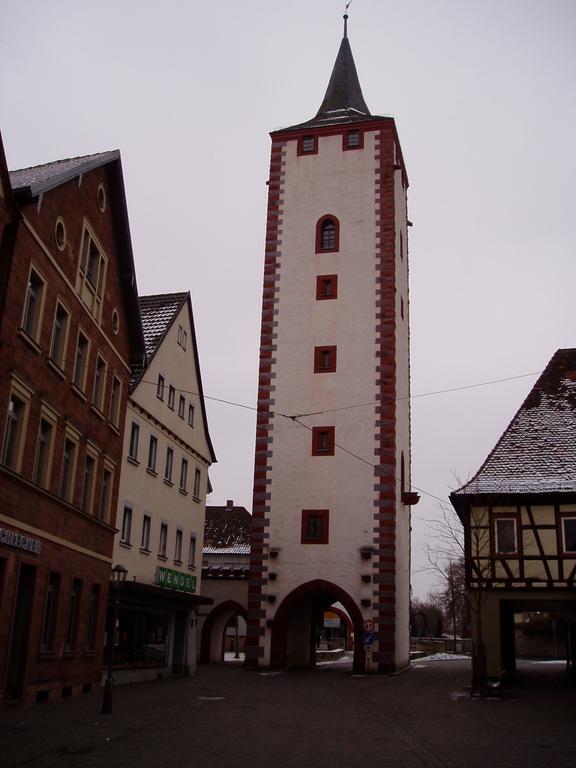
[200,600,247,663]
[270,580,365,673]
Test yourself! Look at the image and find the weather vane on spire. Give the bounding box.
[344,1,353,38]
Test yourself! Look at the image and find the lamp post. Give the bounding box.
[101,564,127,714]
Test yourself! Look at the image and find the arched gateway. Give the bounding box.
[270,580,365,673]
[200,601,247,663]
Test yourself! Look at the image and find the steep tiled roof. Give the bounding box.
[9,151,119,196]
[138,292,187,361]
[203,504,251,554]
[453,349,576,496]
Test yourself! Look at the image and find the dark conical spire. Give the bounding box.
[315,14,370,119]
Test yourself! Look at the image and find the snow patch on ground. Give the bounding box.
[417,653,471,661]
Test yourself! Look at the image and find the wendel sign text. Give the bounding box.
[154,566,196,594]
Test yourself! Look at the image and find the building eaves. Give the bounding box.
[9,151,120,198]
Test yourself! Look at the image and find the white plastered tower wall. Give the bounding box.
[247,21,414,673]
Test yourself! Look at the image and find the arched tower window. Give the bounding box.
[315,215,340,253]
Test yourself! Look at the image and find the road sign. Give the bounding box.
[363,631,375,646]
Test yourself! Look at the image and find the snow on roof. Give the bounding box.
[203,504,251,553]
[453,348,576,496]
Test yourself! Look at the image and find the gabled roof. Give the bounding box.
[9,151,120,198]
[8,149,145,368]
[276,15,386,133]
[132,291,217,463]
[139,292,188,361]
[452,349,576,498]
[203,503,251,554]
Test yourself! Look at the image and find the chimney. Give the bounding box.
[225,499,234,511]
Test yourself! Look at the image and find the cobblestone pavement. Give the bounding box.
[1,658,573,768]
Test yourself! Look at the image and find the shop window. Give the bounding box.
[65,579,82,652]
[315,215,340,253]
[86,583,100,651]
[316,274,338,300]
[314,345,337,373]
[312,426,335,456]
[21,265,46,343]
[49,301,70,370]
[301,510,329,544]
[41,572,61,652]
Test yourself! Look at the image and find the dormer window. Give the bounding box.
[298,135,318,156]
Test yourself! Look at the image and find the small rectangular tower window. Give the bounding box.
[316,275,338,300]
[311,426,335,456]
[298,135,318,155]
[314,346,337,373]
[343,129,363,150]
[301,510,329,544]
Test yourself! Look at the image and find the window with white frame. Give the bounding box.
[164,447,173,483]
[21,266,46,343]
[193,467,201,499]
[147,435,158,473]
[121,505,132,545]
[59,433,78,501]
[109,376,122,428]
[92,356,107,412]
[72,331,90,391]
[179,458,188,492]
[49,301,70,370]
[2,388,31,472]
[159,522,168,558]
[80,452,97,514]
[141,514,151,551]
[77,224,107,321]
[494,517,518,554]
[174,529,183,563]
[188,534,196,568]
[128,422,139,461]
[33,415,56,488]
[98,465,113,521]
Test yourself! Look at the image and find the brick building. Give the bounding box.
[247,17,418,674]
[0,143,144,705]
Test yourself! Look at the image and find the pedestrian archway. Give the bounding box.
[200,600,247,663]
[270,580,365,673]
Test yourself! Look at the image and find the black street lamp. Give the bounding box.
[101,564,127,714]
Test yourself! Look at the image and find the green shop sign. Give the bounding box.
[155,566,196,594]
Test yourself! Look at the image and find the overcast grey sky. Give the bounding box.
[2,0,575,599]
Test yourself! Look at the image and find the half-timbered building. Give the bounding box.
[450,348,576,681]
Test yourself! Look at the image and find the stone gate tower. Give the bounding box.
[247,17,417,674]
